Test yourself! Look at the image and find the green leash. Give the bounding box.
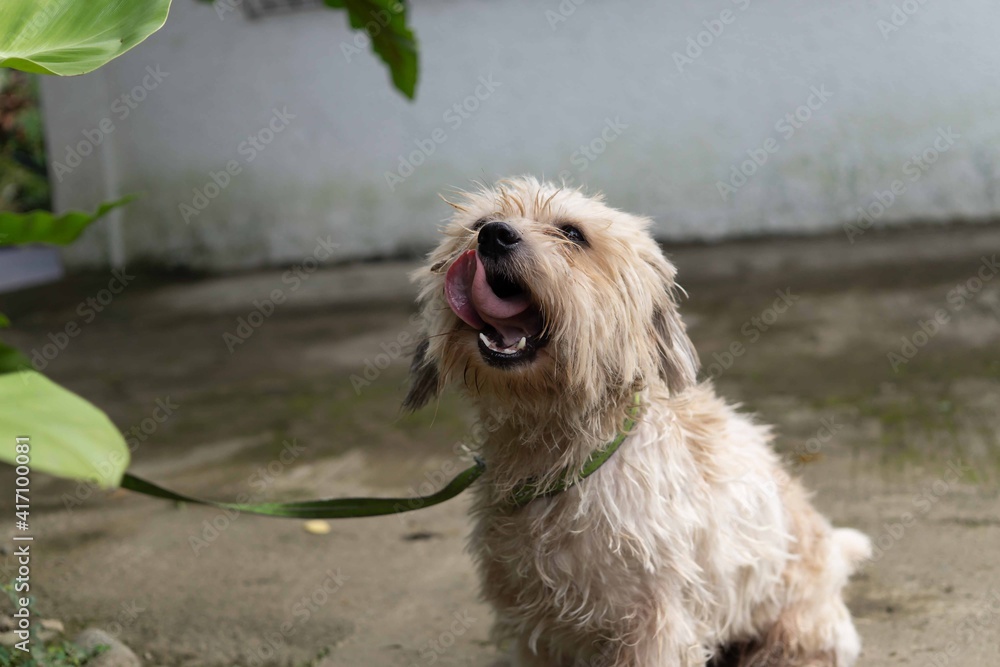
[120,394,641,519]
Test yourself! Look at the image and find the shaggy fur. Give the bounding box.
[405,177,870,667]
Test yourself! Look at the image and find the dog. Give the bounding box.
[404,177,871,667]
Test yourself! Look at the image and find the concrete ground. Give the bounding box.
[1,224,999,666]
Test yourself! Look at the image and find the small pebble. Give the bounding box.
[41,618,65,634]
[74,628,142,667]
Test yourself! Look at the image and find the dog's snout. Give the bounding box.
[478,221,521,258]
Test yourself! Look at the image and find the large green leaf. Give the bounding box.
[0,370,129,486]
[0,195,135,246]
[0,0,171,76]
[325,0,418,99]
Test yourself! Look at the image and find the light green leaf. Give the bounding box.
[0,0,171,76]
[0,371,129,487]
[325,0,418,99]
[0,195,136,246]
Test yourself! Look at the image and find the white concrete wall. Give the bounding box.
[40,0,1000,271]
[0,248,63,293]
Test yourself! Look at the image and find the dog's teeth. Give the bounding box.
[481,332,526,355]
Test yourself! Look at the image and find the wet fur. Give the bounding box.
[406,177,870,666]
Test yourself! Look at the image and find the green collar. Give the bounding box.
[507,392,642,507]
[120,394,643,519]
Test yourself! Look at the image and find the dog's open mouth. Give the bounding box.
[444,250,546,367]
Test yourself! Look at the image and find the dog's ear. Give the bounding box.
[402,339,440,411]
[648,256,700,394]
[652,303,699,394]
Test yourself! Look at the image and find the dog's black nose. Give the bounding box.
[478,221,521,258]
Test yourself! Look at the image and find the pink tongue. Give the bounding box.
[444,250,538,346]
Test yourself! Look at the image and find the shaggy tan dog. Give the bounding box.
[404,177,870,667]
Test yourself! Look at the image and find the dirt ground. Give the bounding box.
[1,225,999,666]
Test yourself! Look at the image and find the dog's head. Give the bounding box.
[405,177,698,412]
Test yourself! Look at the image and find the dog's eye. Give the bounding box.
[558,224,587,247]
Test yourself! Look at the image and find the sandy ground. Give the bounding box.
[1,225,999,666]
